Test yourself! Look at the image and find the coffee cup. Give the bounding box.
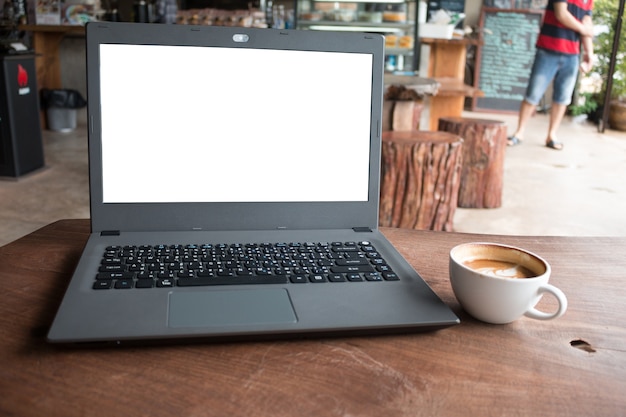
[449,242,567,324]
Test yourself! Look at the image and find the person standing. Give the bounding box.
[508,0,594,150]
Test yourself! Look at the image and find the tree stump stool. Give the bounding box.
[382,100,424,131]
[438,117,507,208]
[379,130,464,231]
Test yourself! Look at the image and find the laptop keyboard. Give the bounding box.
[94,241,399,290]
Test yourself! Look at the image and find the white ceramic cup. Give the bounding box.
[449,242,567,324]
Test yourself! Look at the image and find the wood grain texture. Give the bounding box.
[1,220,625,417]
[380,131,463,231]
[438,117,507,208]
[382,100,424,131]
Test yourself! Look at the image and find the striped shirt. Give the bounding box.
[536,0,593,55]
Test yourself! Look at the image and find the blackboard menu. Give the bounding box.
[427,0,466,15]
[473,9,543,112]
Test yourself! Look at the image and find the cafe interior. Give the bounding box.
[0,0,624,416]
[2,0,625,244]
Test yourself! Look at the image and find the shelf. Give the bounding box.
[18,24,85,35]
[434,77,484,97]
[296,0,417,71]
[312,0,407,3]
[420,37,481,46]
[298,20,414,33]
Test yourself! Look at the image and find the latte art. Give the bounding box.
[463,259,536,279]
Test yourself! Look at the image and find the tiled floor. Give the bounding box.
[1,109,626,247]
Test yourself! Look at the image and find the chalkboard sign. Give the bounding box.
[473,9,543,112]
[427,0,466,16]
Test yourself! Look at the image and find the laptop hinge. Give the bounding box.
[101,230,120,236]
[352,227,373,233]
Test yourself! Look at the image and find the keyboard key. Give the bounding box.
[383,272,400,281]
[98,265,125,272]
[327,273,346,282]
[332,246,359,253]
[289,275,307,284]
[364,272,383,281]
[135,279,155,288]
[93,280,113,289]
[309,274,326,283]
[346,273,363,282]
[114,279,133,289]
[335,259,369,266]
[96,272,133,280]
[331,265,375,273]
[157,278,175,287]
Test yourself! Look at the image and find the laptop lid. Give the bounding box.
[85,22,385,234]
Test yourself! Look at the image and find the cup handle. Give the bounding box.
[524,283,568,320]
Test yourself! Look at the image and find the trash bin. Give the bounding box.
[40,89,87,132]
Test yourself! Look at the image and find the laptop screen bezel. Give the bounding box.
[86,23,384,233]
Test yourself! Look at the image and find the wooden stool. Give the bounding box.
[438,117,507,208]
[382,100,424,131]
[379,130,463,231]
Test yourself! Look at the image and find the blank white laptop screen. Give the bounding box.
[98,44,374,204]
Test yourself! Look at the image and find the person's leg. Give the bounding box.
[509,100,537,144]
[508,49,556,146]
[545,53,579,150]
[546,103,567,149]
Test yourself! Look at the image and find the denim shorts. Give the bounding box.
[525,48,579,106]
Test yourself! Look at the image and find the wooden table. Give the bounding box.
[383,74,484,131]
[420,37,484,130]
[428,77,484,130]
[420,37,479,80]
[1,219,624,417]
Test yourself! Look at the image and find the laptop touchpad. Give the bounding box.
[168,289,297,328]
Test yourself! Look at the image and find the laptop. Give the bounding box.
[47,22,459,345]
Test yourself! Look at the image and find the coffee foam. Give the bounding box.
[452,243,547,278]
[463,258,536,279]
[478,266,524,278]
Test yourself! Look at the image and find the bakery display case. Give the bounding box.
[295,0,418,72]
